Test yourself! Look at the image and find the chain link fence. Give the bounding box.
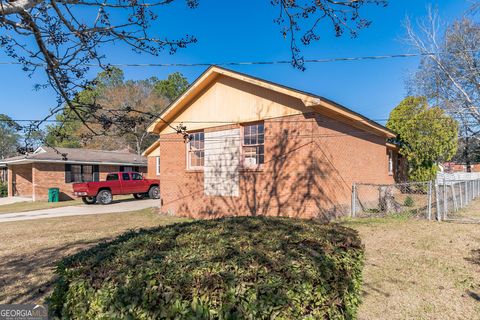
[352,181,434,219]
[352,173,480,221]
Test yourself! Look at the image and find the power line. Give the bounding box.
[0,115,471,123]
[0,50,478,68]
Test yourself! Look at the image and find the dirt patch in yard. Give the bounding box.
[344,212,480,319]
[0,209,188,304]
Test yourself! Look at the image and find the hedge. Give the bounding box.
[49,217,364,319]
[0,181,7,197]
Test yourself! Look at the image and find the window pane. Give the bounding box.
[188,132,205,168]
[258,146,265,164]
[258,133,264,144]
[243,123,265,166]
[82,165,93,182]
[132,173,143,180]
[106,173,119,181]
[122,173,130,180]
[244,146,257,165]
[71,165,82,183]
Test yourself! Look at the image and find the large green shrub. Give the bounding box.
[0,181,7,197]
[49,217,364,319]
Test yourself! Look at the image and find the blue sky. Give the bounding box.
[0,0,472,124]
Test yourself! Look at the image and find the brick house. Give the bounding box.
[143,140,160,179]
[147,66,398,219]
[0,147,147,201]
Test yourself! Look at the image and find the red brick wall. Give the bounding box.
[159,112,395,220]
[146,156,160,179]
[9,164,32,198]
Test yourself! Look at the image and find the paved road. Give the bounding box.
[0,199,159,223]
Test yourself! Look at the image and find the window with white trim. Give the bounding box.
[187,132,205,169]
[156,156,160,175]
[388,150,393,175]
[243,123,264,166]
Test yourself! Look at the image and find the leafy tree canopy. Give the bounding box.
[0,114,21,159]
[153,72,189,103]
[387,96,458,181]
[45,68,183,154]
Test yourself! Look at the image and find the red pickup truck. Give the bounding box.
[72,172,160,205]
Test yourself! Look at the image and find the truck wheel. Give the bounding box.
[148,186,160,199]
[82,196,96,205]
[97,190,113,205]
[133,193,146,200]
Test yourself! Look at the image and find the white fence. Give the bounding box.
[435,174,480,221]
[437,172,480,181]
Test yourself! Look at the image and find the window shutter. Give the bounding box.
[65,164,72,183]
[93,165,100,181]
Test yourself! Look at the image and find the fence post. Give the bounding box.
[459,182,463,208]
[472,180,474,200]
[465,181,468,206]
[427,181,432,220]
[351,183,356,218]
[451,183,457,212]
[435,180,441,221]
[443,177,448,220]
[474,180,476,199]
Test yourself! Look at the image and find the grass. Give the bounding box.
[0,203,479,319]
[0,195,134,214]
[0,208,189,304]
[341,209,480,319]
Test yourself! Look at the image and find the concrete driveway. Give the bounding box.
[0,197,32,205]
[0,199,159,223]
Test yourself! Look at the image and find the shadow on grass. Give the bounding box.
[464,248,480,303]
[0,238,111,304]
[465,248,480,266]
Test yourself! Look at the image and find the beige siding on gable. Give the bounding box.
[160,75,311,134]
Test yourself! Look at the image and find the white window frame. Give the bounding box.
[156,156,160,176]
[186,131,205,170]
[242,123,265,168]
[388,150,394,175]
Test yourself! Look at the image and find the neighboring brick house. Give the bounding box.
[147,66,398,219]
[0,147,147,201]
[143,140,160,179]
